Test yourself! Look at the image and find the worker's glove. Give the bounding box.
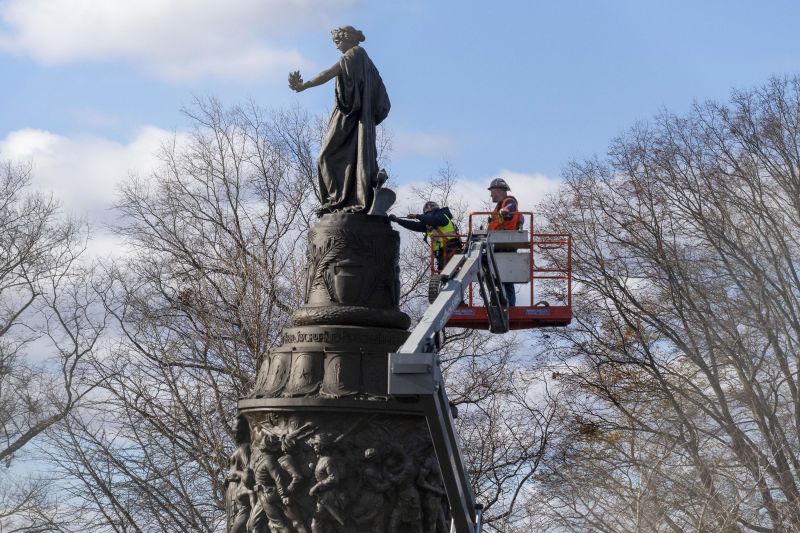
[388,214,398,222]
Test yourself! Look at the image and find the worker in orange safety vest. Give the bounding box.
[487,178,522,231]
[487,178,522,305]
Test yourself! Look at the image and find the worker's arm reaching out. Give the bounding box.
[414,210,449,227]
[390,215,426,232]
[390,210,448,232]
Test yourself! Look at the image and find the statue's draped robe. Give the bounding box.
[318,45,390,213]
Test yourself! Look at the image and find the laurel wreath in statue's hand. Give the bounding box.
[288,71,304,92]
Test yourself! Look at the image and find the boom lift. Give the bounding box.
[388,213,572,533]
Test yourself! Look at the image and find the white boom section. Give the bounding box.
[388,235,508,533]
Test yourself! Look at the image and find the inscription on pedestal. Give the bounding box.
[281,326,409,349]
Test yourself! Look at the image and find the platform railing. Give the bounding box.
[428,212,571,310]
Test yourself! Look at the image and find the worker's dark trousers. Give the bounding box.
[435,240,464,271]
[503,283,516,306]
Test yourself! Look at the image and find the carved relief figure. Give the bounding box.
[251,431,309,533]
[289,26,390,214]
[385,445,423,533]
[279,422,315,493]
[225,417,251,531]
[248,477,290,533]
[309,433,347,533]
[416,446,448,533]
[230,468,255,533]
[353,447,392,533]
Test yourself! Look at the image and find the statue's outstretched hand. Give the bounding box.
[288,71,305,92]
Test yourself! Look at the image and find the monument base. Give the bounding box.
[227,212,448,533]
[239,399,445,533]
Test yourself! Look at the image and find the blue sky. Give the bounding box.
[0,0,798,226]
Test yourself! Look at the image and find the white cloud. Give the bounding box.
[458,170,563,214]
[0,0,356,81]
[0,126,171,225]
[394,169,563,221]
[0,126,183,257]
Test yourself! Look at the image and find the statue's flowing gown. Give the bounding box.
[317,45,390,213]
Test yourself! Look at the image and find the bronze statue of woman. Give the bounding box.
[289,26,390,214]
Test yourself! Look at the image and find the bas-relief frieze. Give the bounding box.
[225,414,448,533]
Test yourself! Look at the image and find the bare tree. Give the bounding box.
[31,99,321,531]
[0,162,108,531]
[537,76,800,532]
[445,333,557,531]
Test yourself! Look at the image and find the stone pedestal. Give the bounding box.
[229,213,448,533]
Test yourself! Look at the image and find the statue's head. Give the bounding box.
[331,26,365,52]
[233,416,250,445]
[311,432,335,454]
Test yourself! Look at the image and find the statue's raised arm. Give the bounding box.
[290,26,391,214]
